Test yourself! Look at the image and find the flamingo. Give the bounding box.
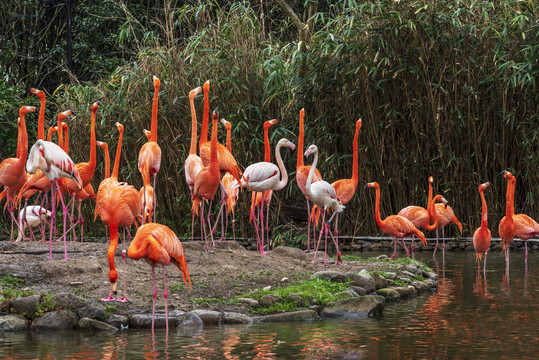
[237,138,296,255]
[184,86,204,239]
[138,76,162,223]
[26,110,82,260]
[434,196,463,256]
[473,182,492,271]
[29,88,47,141]
[16,206,51,242]
[499,170,517,265]
[295,109,322,252]
[220,118,240,241]
[366,182,426,259]
[303,145,344,266]
[127,223,191,332]
[0,106,36,241]
[250,119,278,245]
[96,123,142,302]
[140,184,154,224]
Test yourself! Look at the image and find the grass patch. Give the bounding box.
[0,275,24,288]
[233,278,350,314]
[169,283,184,292]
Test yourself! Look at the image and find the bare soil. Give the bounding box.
[0,239,386,315]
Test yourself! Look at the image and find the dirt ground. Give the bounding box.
[0,239,387,315]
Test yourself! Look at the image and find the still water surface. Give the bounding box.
[1,251,538,359]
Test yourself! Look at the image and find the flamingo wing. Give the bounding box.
[200,142,242,184]
[514,214,539,240]
[332,179,357,205]
[138,141,162,185]
[242,162,280,191]
[184,155,204,191]
[398,206,429,228]
[296,165,322,196]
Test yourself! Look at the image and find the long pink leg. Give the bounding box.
[200,203,210,252]
[191,210,196,242]
[410,235,415,258]
[311,210,326,264]
[322,220,329,267]
[266,199,270,246]
[305,198,312,252]
[250,192,264,254]
[162,265,169,334]
[442,227,446,250]
[142,183,147,225]
[525,241,528,264]
[70,197,77,242]
[260,191,266,253]
[433,228,439,256]
[152,174,157,223]
[116,228,129,303]
[232,212,236,242]
[391,237,398,259]
[326,212,341,264]
[151,264,157,332]
[49,184,56,260]
[78,200,84,243]
[54,180,69,260]
[400,239,409,257]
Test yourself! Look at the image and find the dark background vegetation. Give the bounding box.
[1,0,537,244]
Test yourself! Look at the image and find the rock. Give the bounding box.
[376,288,400,301]
[376,254,388,260]
[334,291,354,300]
[424,279,437,288]
[392,286,416,298]
[383,272,397,280]
[178,312,203,327]
[104,314,129,329]
[192,310,222,325]
[398,277,412,284]
[78,317,118,331]
[311,270,346,283]
[50,293,85,310]
[350,286,366,296]
[262,286,272,291]
[321,296,385,319]
[237,298,259,307]
[289,294,308,307]
[371,272,388,290]
[424,271,438,280]
[411,281,430,293]
[129,314,176,328]
[258,294,284,308]
[77,300,107,319]
[347,271,375,293]
[403,265,421,274]
[0,315,29,332]
[255,310,320,323]
[10,294,42,317]
[399,270,416,279]
[406,285,418,296]
[281,277,290,283]
[347,289,360,298]
[370,243,382,250]
[31,310,79,330]
[362,242,372,250]
[223,312,252,325]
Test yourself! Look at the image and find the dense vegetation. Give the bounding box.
[1,0,537,243]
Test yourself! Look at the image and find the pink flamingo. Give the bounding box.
[473,182,492,271]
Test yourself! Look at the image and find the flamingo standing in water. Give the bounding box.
[473,182,492,271]
[0,106,36,241]
[303,145,344,266]
[499,170,517,265]
[295,109,322,252]
[96,123,142,302]
[128,223,191,332]
[434,192,463,255]
[366,182,426,259]
[192,109,223,252]
[220,118,240,241]
[138,76,162,223]
[237,138,296,255]
[184,86,204,239]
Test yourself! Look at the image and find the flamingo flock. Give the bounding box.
[1,78,538,328]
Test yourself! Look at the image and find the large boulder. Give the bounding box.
[411,281,430,293]
[78,317,118,331]
[258,294,284,308]
[334,291,354,301]
[0,315,29,332]
[311,270,347,283]
[320,296,385,319]
[77,300,107,319]
[236,298,258,307]
[50,293,85,311]
[350,286,366,296]
[129,314,177,328]
[31,310,79,330]
[376,288,400,301]
[346,271,375,293]
[192,310,223,325]
[223,312,252,325]
[371,272,388,290]
[104,314,129,329]
[254,310,320,323]
[10,294,42,317]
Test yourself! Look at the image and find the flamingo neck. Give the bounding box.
[373,185,385,230]
[305,148,318,197]
[480,188,488,229]
[103,147,110,178]
[89,107,97,173]
[107,224,119,284]
[47,127,55,141]
[426,180,433,215]
[264,126,271,163]
[423,195,442,231]
[200,85,210,146]
[57,117,64,152]
[63,125,69,154]
[189,94,198,155]
[19,112,29,162]
[226,126,232,152]
[112,130,123,179]
[38,96,46,141]
[150,84,159,142]
[209,115,218,170]
[505,177,515,217]
[296,109,305,169]
[272,142,288,191]
[351,123,360,185]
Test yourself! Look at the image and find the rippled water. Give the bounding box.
[1,251,538,359]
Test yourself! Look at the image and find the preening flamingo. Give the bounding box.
[366,182,426,259]
[499,170,517,265]
[237,138,296,255]
[434,196,463,256]
[128,223,191,332]
[96,123,142,302]
[473,182,492,271]
[303,145,344,266]
[138,76,162,222]
[184,86,204,240]
[295,109,322,252]
[0,106,36,241]
[220,118,240,241]
[16,206,51,242]
[192,109,222,252]
[250,119,278,245]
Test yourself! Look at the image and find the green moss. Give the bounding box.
[0,275,24,288]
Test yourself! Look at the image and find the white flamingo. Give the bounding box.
[236,138,296,254]
[16,206,51,242]
[304,144,345,267]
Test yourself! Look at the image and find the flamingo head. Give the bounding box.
[278,138,296,151]
[479,182,492,192]
[500,170,513,180]
[365,182,379,189]
[428,176,434,183]
[212,109,219,122]
[91,100,102,112]
[356,119,362,130]
[29,88,45,99]
[115,122,124,133]
[304,144,317,157]
[220,118,231,131]
[143,129,152,141]
[264,119,278,130]
[203,80,210,93]
[20,106,36,116]
[152,76,160,89]
[189,86,202,100]
[300,108,305,121]
[96,141,108,151]
[58,110,75,122]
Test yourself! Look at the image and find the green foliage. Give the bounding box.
[169,282,185,292]
[0,275,24,288]
[191,297,222,305]
[34,293,56,319]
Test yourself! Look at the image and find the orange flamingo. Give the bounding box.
[296,109,322,252]
[499,170,517,265]
[138,76,162,223]
[128,223,191,332]
[434,194,463,256]
[0,106,36,240]
[366,182,426,259]
[29,88,47,141]
[220,118,240,241]
[192,109,222,252]
[184,86,204,239]
[473,182,492,271]
[250,119,278,244]
[96,122,142,302]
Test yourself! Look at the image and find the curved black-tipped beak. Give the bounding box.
[488,182,493,187]
[364,184,368,189]
[51,121,58,127]
[213,108,219,116]
[70,111,77,117]
[97,100,102,106]
[445,203,449,208]
[499,169,507,177]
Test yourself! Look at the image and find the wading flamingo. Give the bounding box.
[184,87,204,239]
[0,106,36,240]
[296,109,322,252]
[366,182,426,259]
[16,206,51,242]
[303,145,344,266]
[220,118,240,241]
[138,76,162,222]
[237,138,296,255]
[473,182,492,271]
[96,123,142,302]
[434,195,463,256]
[499,170,517,265]
[128,223,191,332]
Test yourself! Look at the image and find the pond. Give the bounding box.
[1,251,537,359]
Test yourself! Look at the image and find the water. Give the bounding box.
[1,252,538,359]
